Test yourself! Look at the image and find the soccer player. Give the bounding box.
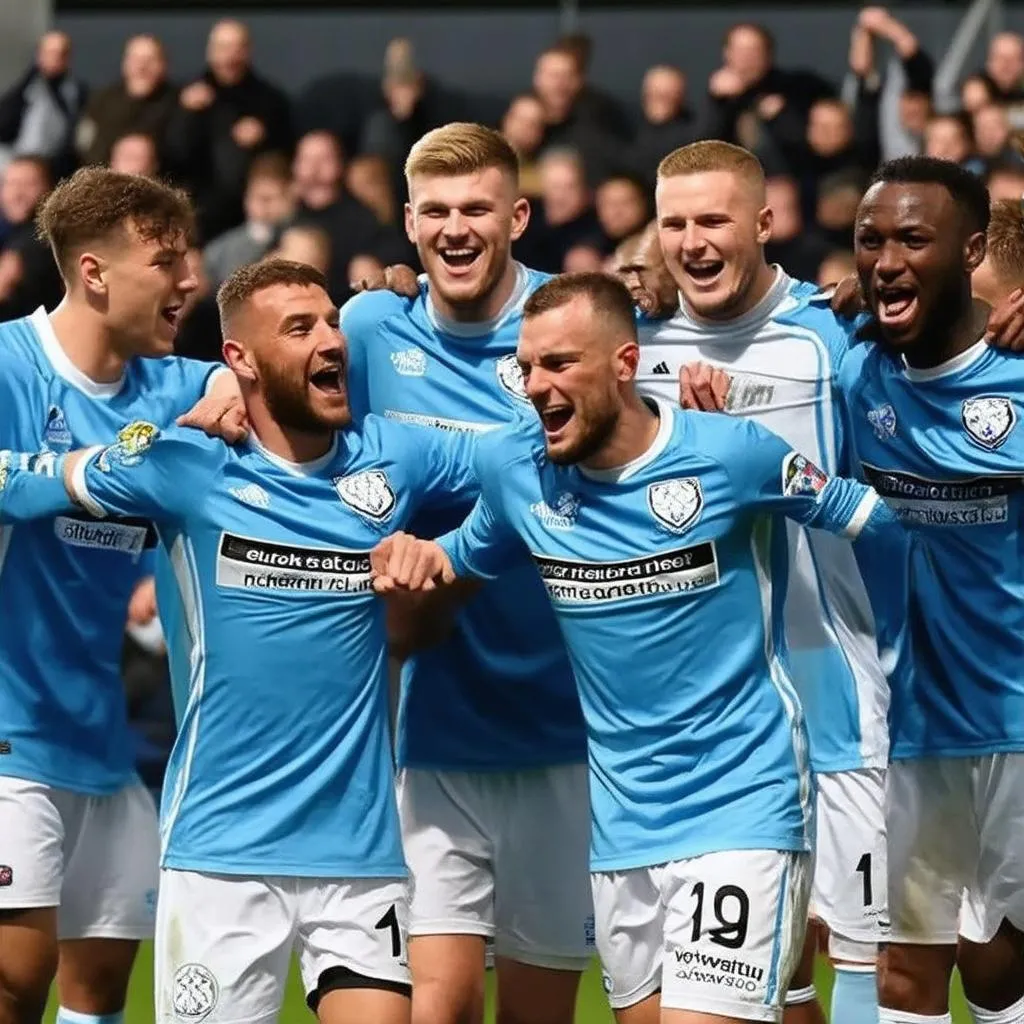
[340,123,593,1024]
[631,140,887,1024]
[0,258,481,1024]
[839,156,1024,1024]
[0,167,242,1024]
[371,272,899,1024]
[972,198,1024,309]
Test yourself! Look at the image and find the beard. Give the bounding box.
[260,365,341,433]
[547,401,620,466]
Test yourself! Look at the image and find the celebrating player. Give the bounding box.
[840,156,1024,1024]
[340,123,593,1024]
[0,167,241,1024]
[0,258,484,1024]
[371,272,900,1024]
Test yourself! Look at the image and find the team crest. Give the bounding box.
[496,354,529,403]
[333,470,397,522]
[229,483,271,509]
[782,452,828,498]
[43,405,72,451]
[961,396,1016,450]
[98,421,159,472]
[647,477,703,533]
[172,963,218,1022]
[530,491,580,530]
[867,403,897,440]
[391,349,427,377]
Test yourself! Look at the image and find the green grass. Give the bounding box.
[44,945,971,1023]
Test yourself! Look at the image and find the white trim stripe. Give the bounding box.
[842,491,879,540]
[29,306,126,399]
[68,446,107,518]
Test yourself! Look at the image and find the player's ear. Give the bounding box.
[965,230,987,274]
[510,196,531,243]
[78,251,106,298]
[755,204,773,246]
[617,340,640,382]
[223,337,256,383]
[404,202,416,247]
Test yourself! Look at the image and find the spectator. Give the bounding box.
[203,153,295,288]
[500,94,546,198]
[817,249,857,289]
[346,154,397,225]
[848,7,934,162]
[562,243,605,273]
[973,104,1013,166]
[76,34,177,169]
[514,148,602,273]
[631,65,698,188]
[972,198,1024,307]
[706,22,833,161]
[0,156,62,318]
[763,175,831,283]
[962,75,996,115]
[109,132,159,176]
[273,224,331,275]
[987,159,1024,201]
[980,32,1024,107]
[595,175,649,249]
[532,39,629,184]
[0,32,84,180]
[612,219,677,317]
[292,129,411,301]
[798,98,878,218]
[923,113,985,175]
[815,168,866,249]
[173,246,222,363]
[166,19,293,242]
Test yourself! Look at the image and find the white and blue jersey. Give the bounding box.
[340,264,586,771]
[838,338,1024,761]
[438,399,894,871]
[2,415,478,876]
[0,307,220,795]
[637,270,889,773]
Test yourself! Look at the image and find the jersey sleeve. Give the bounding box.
[724,418,900,543]
[69,422,217,525]
[161,356,231,408]
[416,428,480,508]
[0,450,77,522]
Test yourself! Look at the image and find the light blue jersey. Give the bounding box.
[438,400,895,871]
[838,338,1024,761]
[637,270,889,773]
[0,308,219,794]
[341,265,586,771]
[2,415,477,875]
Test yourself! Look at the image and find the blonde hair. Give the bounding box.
[985,199,1024,287]
[405,122,519,183]
[657,140,765,197]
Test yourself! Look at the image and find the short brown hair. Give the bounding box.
[36,166,193,275]
[405,122,519,183]
[216,258,328,334]
[523,271,636,337]
[247,151,292,188]
[657,140,765,192]
[985,199,1024,286]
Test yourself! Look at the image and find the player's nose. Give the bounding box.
[442,210,469,237]
[875,241,906,278]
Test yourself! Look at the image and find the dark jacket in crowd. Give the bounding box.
[78,79,179,167]
[630,110,700,188]
[513,206,605,274]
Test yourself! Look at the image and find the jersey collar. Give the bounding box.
[425,262,530,338]
[578,398,674,484]
[247,431,340,476]
[673,265,792,336]
[901,337,987,382]
[30,306,126,400]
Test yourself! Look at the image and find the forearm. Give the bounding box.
[0,450,76,522]
[805,476,901,542]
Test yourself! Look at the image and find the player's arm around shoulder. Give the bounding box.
[65,421,225,524]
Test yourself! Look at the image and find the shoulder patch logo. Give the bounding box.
[172,962,218,1022]
[390,348,427,377]
[496,354,529,403]
[867,403,897,440]
[530,491,580,530]
[962,396,1016,450]
[97,420,159,472]
[43,405,72,451]
[782,452,828,498]
[229,483,271,509]
[333,470,396,522]
[648,477,703,533]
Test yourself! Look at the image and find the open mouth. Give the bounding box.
[683,259,725,284]
[309,366,345,395]
[439,247,482,272]
[875,284,919,331]
[160,305,181,329]
[539,405,574,436]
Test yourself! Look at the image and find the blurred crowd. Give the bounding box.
[2,9,1024,373]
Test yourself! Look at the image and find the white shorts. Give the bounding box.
[396,764,594,970]
[0,775,158,940]
[593,850,811,1021]
[887,755,1024,945]
[155,869,411,1024]
[810,768,887,959]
